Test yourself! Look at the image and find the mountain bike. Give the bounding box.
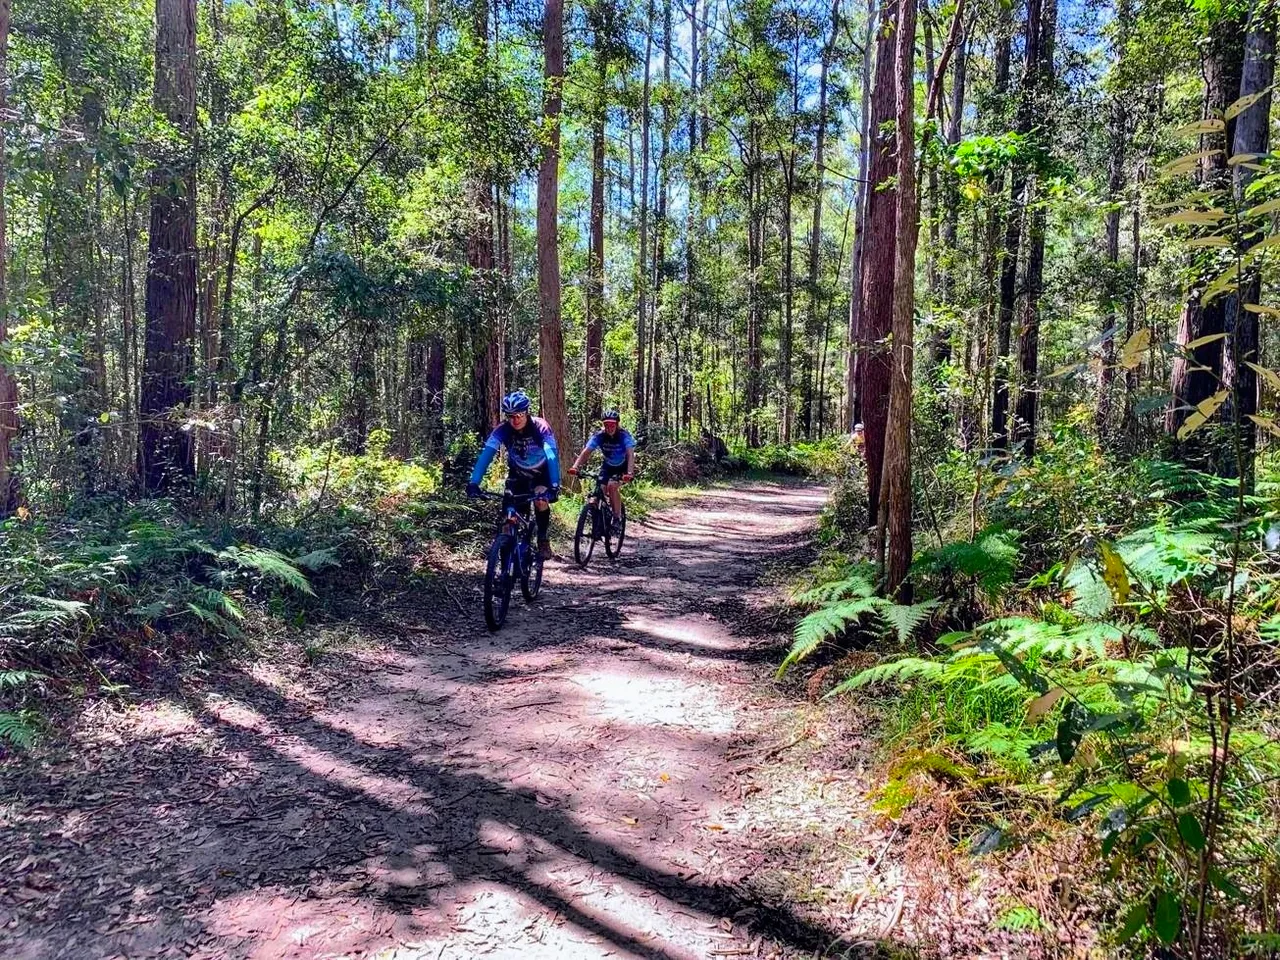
[475,491,545,630]
[572,472,629,568]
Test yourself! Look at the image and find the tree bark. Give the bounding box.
[857,0,899,521]
[1222,8,1274,474]
[139,0,198,491]
[1012,0,1057,455]
[1167,15,1246,442]
[585,16,608,433]
[0,0,17,515]
[934,11,967,367]
[992,0,1043,450]
[634,3,655,422]
[538,0,572,459]
[845,0,877,433]
[880,0,918,594]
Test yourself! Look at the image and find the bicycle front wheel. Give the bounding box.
[484,537,514,630]
[520,533,544,600]
[605,500,627,558]
[573,504,596,568]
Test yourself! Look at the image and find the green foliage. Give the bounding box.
[780,565,937,677]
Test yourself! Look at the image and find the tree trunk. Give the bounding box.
[634,4,654,422]
[934,12,967,367]
[650,0,673,427]
[992,0,1044,451]
[139,0,198,491]
[1012,0,1057,456]
[880,0,918,594]
[0,0,17,515]
[745,124,763,448]
[845,0,877,433]
[1167,15,1246,442]
[585,21,607,433]
[538,0,572,459]
[1222,10,1274,475]
[857,0,899,521]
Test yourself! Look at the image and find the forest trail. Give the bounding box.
[1,481,861,960]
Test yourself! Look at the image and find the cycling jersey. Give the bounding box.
[470,416,562,486]
[584,427,636,468]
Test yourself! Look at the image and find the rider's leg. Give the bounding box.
[606,479,622,517]
[533,485,552,557]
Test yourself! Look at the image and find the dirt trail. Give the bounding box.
[1,481,847,960]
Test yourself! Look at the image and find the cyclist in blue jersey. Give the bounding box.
[466,390,561,559]
[568,408,635,535]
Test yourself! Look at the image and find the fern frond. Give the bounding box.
[186,602,245,639]
[0,670,43,690]
[219,546,314,595]
[0,710,39,748]
[778,597,883,676]
[792,573,874,607]
[294,548,341,572]
[826,657,946,696]
[190,586,244,622]
[880,600,938,644]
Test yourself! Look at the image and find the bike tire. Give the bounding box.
[521,533,544,600]
[605,500,627,558]
[484,537,513,630]
[573,504,596,568]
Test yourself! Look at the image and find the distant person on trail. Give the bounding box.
[467,390,561,560]
[568,409,635,536]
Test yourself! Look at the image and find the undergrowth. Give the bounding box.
[785,434,1280,957]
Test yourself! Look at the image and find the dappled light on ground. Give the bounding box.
[0,481,872,960]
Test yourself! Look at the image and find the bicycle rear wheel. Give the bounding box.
[605,500,627,558]
[573,504,596,568]
[484,537,514,630]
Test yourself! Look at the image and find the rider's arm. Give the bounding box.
[469,428,505,487]
[539,421,562,487]
[624,430,637,477]
[572,433,599,472]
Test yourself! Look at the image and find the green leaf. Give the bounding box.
[1098,542,1130,605]
[1117,902,1148,944]
[1173,118,1226,137]
[1056,702,1086,762]
[1027,686,1066,721]
[1177,389,1229,441]
[1183,332,1228,350]
[1154,890,1181,945]
[1178,812,1206,850]
[1226,88,1273,120]
[1245,196,1280,218]
[1118,328,1150,369]
[1152,208,1227,227]
[1208,867,1247,902]
[1159,150,1223,178]
[1167,777,1191,806]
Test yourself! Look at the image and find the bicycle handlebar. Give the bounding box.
[472,490,554,502]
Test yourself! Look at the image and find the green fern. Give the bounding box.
[219,546,314,595]
[792,573,875,607]
[778,596,884,676]
[826,656,946,696]
[294,547,341,572]
[186,602,245,639]
[0,710,40,749]
[880,600,938,644]
[0,669,42,690]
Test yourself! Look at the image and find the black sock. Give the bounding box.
[536,508,550,540]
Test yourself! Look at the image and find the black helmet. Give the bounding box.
[601,408,621,423]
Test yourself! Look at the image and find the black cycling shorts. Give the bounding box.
[506,466,553,501]
[599,463,627,483]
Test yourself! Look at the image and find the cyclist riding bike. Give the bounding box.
[568,409,635,535]
[466,390,561,560]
